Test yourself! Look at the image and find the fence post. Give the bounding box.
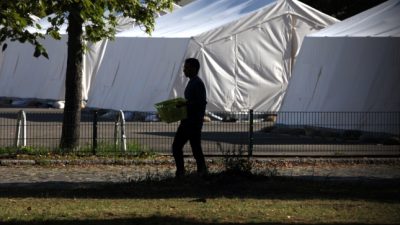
[114,110,127,152]
[92,110,98,155]
[14,110,27,148]
[248,109,254,157]
[398,112,400,141]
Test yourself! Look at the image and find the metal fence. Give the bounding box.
[1,109,399,157]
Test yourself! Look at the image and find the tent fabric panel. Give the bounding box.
[0,37,68,100]
[198,40,237,111]
[281,37,400,113]
[82,40,108,100]
[279,37,400,134]
[87,37,190,111]
[235,16,290,111]
[280,1,400,134]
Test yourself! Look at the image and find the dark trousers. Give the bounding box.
[172,121,206,174]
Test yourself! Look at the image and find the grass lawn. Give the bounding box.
[1,171,399,225]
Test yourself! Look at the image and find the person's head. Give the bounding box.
[183,58,200,78]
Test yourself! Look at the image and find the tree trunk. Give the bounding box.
[60,5,84,151]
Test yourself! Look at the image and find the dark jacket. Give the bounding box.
[183,76,207,124]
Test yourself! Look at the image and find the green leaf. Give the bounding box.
[42,51,49,59]
[0,34,6,42]
[19,36,27,43]
[33,48,41,57]
[32,43,49,59]
[49,30,61,40]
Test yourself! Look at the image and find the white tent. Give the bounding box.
[87,0,338,112]
[0,5,179,102]
[279,0,400,134]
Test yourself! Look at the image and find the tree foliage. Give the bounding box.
[1,0,174,57]
[0,1,48,57]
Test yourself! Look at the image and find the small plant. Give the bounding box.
[17,146,36,155]
[0,146,61,159]
[15,146,50,156]
[0,146,34,156]
[218,143,253,176]
[0,146,15,156]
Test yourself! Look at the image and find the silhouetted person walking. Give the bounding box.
[172,58,207,178]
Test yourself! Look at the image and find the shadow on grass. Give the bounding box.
[0,215,382,225]
[0,172,399,203]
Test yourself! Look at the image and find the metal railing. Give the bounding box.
[0,109,399,157]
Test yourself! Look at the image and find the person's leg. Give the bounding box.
[172,123,189,177]
[189,124,207,175]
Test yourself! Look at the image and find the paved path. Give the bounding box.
[1,158,399,188]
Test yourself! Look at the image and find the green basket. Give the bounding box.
[155,98,187,123]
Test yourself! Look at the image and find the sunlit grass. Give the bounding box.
[1,198,399,224]
[1,169,399,225]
